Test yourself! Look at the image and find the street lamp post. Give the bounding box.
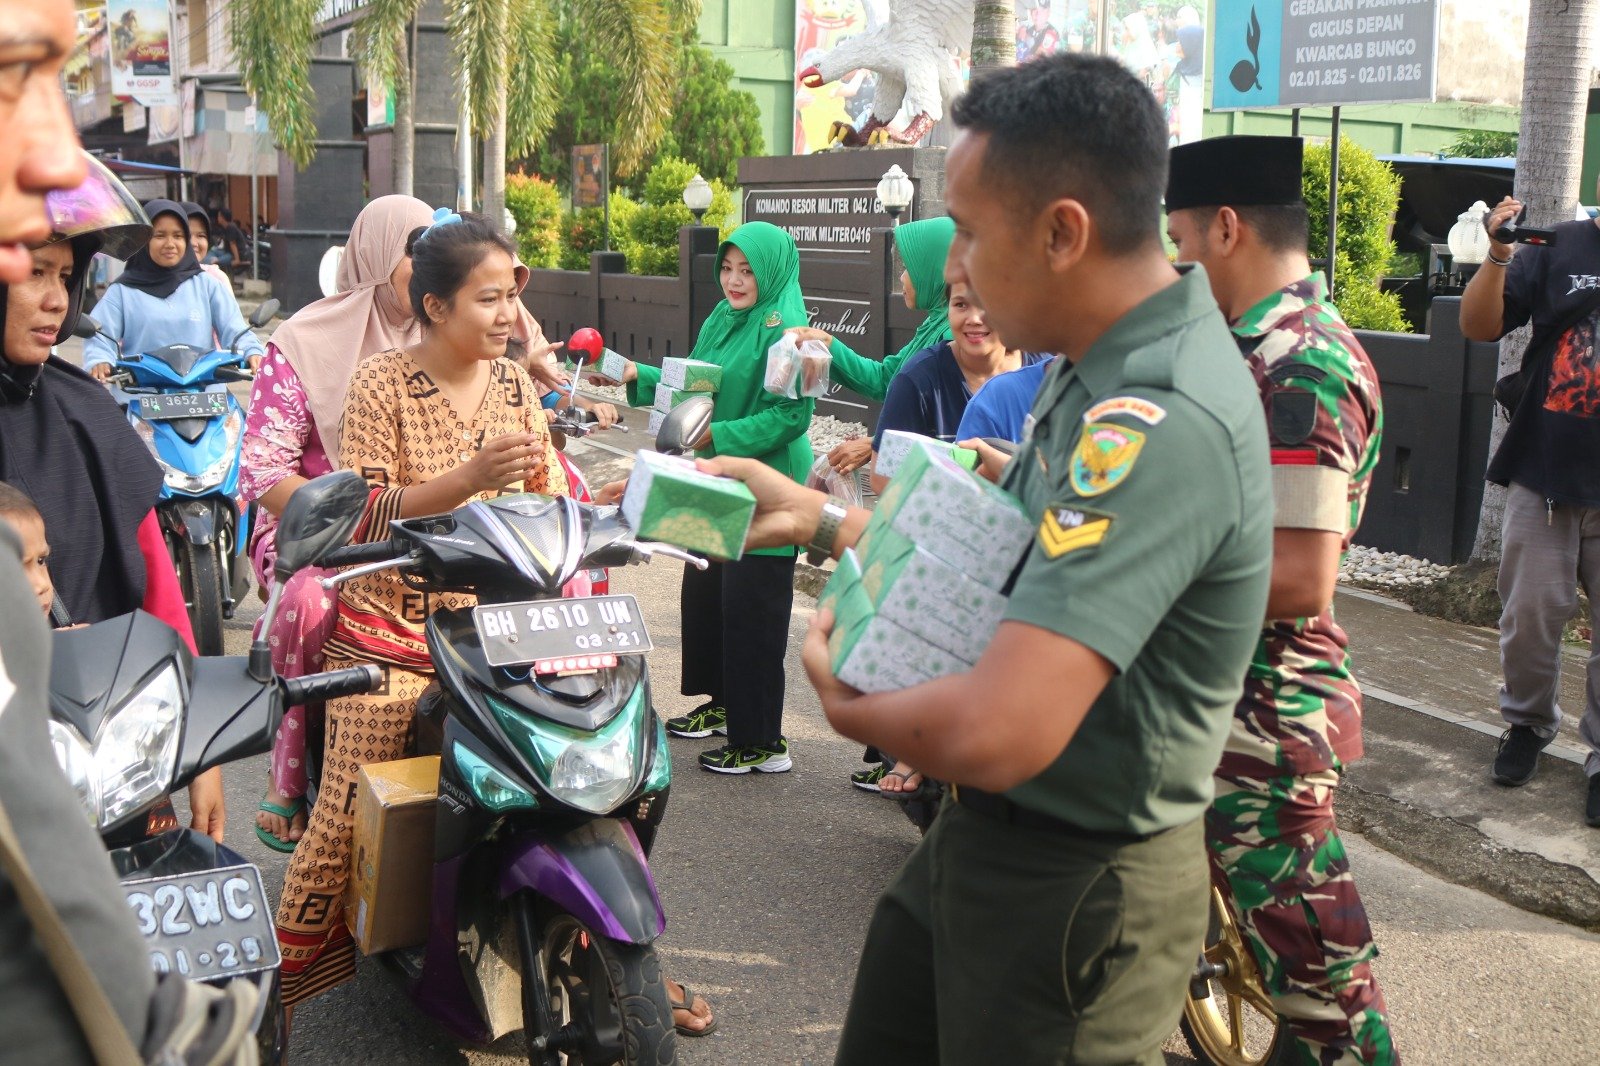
[682,174,713,224]
[876,164,913,226]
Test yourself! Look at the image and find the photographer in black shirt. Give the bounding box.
[1462,193,1600,826]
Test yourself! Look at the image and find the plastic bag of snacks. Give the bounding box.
[765,334,801,397]
[798,339,832,397]
[804,452,864,508]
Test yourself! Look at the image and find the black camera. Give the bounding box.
[1487,206,1558,248]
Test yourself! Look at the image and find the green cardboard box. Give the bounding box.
[817,548,862,615]
[653,383,695,413]
[660,358,722,393]
[855,524,1006,659]
[871,441,1033,589]
[597,349,629,383]
[873,430,978,478]
[621,450,755,561]
[827,573,972,693]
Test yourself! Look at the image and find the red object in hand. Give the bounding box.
[568,327,603,363]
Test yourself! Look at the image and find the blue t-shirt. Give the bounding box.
[955,357,1055,444]
[872,343,1046,449]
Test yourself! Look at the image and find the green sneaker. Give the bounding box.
[698,739,792,775]
[850,764,887,792]
[666,702,727,739]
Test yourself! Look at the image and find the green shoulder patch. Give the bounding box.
[1070,422,1145,497]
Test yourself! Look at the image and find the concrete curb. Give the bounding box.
[1338,780,1600,932]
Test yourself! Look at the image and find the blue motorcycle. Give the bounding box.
[89,300,278,654]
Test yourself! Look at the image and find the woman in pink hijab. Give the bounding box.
[239,194,437,850]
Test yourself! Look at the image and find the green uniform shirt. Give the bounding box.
[1000,267,1273,835]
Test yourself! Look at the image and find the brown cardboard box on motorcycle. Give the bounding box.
[346,756,440,954]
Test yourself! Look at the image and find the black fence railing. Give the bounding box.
[520,230,1498,565]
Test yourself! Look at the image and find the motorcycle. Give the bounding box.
[84,300,279,655]
[47,476,384,1064]
[288,397,715,1065]
[1180,887,1292,1066]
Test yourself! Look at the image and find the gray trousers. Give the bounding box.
[1499,482,1600,775]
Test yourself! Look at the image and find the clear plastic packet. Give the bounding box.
[804,452,865,508]
[765,333,801,398]
[798,338,832,397]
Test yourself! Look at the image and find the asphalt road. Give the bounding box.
[56,309,1600,1062]
[189,531,1600,1066]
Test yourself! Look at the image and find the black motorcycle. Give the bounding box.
[48,482,384,1063]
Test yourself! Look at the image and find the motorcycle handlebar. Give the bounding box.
[322,541,401,568]
[281,664,383,705]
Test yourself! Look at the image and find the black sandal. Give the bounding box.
[667,983,718,1038]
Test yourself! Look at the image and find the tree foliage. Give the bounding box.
[530,18,762,189]
[229,0,322,168]
[1303,139,1410,332]
[1445,129,1519,159]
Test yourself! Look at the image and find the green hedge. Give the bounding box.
[504,172,562,269]
[1303,140,1410,332]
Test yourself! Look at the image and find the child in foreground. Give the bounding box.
[0,482,55,617]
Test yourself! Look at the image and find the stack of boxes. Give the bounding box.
[647,357,722,435]
[823,441,1032,692]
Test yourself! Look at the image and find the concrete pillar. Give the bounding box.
[271,56,362,312]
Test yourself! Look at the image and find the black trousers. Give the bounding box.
[679,552,796,747]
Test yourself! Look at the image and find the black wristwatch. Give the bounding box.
[806,497,850,565]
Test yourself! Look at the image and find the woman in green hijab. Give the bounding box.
[786,215,956,473]
[596,221,813,775]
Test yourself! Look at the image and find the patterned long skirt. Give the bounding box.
[251,526,337,798]
[274,658,429,1006]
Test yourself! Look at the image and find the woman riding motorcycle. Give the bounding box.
[0,154,224,839]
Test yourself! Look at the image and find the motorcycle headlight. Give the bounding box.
[548,732,635,815]
[49,665,183,829]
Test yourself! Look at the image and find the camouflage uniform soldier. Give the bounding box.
[1167,135,1399,1065]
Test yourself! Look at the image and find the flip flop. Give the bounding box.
[880,769,942,804]
[667,983,718,1038]
[254,798,305,854]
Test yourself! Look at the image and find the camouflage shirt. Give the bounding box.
[1220,274,1384,778]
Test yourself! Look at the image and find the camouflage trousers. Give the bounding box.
[1207,770,1400,1066]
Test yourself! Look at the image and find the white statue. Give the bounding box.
[798,0,974,147]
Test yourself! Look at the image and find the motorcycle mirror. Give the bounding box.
[655,394,715,455]
[70,313,102,340]
[274,470,371,581]
[248,298,280,328]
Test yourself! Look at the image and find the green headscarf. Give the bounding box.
[689,221,809,362]
[893,215,957,362]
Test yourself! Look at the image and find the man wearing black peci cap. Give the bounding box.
[1167,134,1398,1065]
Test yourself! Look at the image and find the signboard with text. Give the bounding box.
[743,186,901,257]
[1210,0,1438,111]
[107,0,175,107]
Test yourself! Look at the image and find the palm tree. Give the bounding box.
[1471,0,1598,561]
[970,0,1017,77]
[232,0,685,228]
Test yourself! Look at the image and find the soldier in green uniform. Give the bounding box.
[703,55,1272,1064]
[1165,135,1398,1065]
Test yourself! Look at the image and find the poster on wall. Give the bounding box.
[792,0,1205,154]
[107,0,175,107]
